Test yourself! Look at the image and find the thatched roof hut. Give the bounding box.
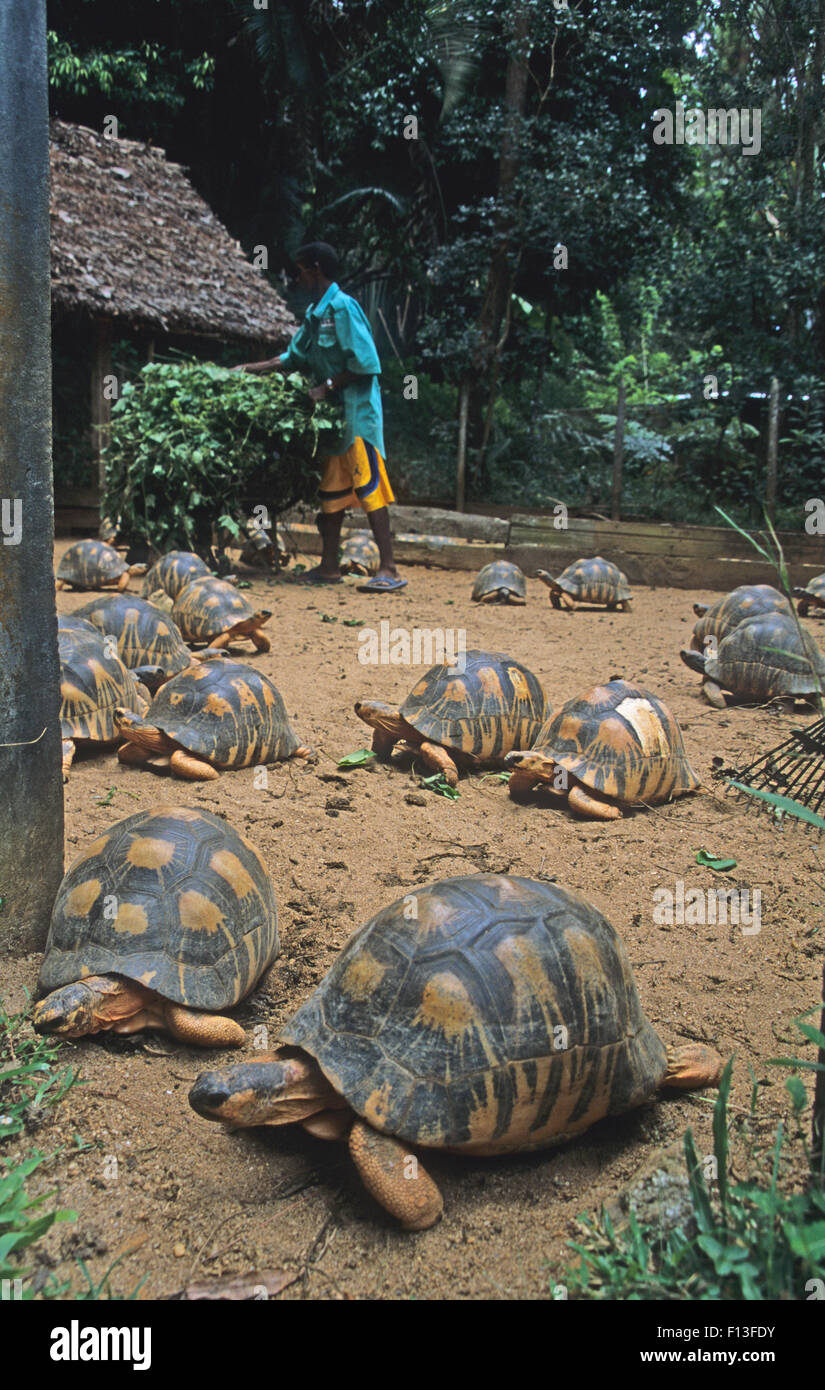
[50,119,296,344]
[50,120,297,493]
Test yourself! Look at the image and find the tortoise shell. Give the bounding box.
[58,613,101,642]
[57,540,128,590]
[529,681,700,806]
[340,534,380,576]
[279,874,668,1155]
[700,611,825,700]
[141,551,211,602]
[38,806,279,1011]
[550,557,631,606]
[471,561,527,603]
[795,574,825,615]
[691,585,791,651]
[75,595,191,683]
[123,658,301,768]
[172,577,266,645]
[399,650,550,760]
[58,627,148,743]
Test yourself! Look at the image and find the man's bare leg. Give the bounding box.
[312,509,345,579]
[367,507,399,581]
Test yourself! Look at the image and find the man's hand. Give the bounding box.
[307,382,330,403]
[232,356,283,375]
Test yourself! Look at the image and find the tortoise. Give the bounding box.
[537,558,632,611]
[189,873,722,1230]
[340,533,381,576]
[239,523,289,571]
[75,594,195,691]
[58,625,151,780]
[56,540,144,593]
[471,560,527,605]
[680,611,825,708]
[690,584,791,652]
[172,576,272,653]
[794,574,825,618]
[506,680,700,820]
[140,551,212,603]
[57,613,101,642]
[355,650,550,787]
[32,806,279,1048]
[114,655,312,780]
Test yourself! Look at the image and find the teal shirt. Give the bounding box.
[279,281,385,457]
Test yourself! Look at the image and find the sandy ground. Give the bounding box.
[4,541,825,1301]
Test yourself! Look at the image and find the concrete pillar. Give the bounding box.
[0,0,65,952]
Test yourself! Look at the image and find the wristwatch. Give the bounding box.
[325,377,334,391]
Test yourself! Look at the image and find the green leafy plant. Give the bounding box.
[565,1053,825,1299]
[0,1002,79,1298]
[103,361,342,555]
[420,772,460,799]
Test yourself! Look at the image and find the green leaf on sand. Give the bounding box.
[421,773,461,800]
[696,848,737,872]
[337,749,375,768]
[727,781,825,829]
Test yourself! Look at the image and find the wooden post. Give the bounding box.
[456,376,470,512]
[765,375,780,524]
[90,317,113,494]
[611,376,626,521]
[0,0,65,953]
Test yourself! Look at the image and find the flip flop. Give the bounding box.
[299,567,343,585]
[356,576,408,593]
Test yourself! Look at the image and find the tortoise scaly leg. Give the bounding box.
[117,570,131,591]
[662,1043,723,1090]
[348,1120,443,1231]
[62,739,75,781]
[567,783,622,820]
[169,748,220,781]
[250,628,271,652]
[417,741,459,787]
[702,679,727,709]
[207,631,232,650]
[162,1002,245,1047]
[619,599,632,611]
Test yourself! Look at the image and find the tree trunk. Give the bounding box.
[0,0,65,953]
[765,375,780,523]
[473,1,531,480]
[611,378,626,521]
[91,317,113,494]
[456,376,470,512]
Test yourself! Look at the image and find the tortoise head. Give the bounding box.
[354,699,404,735]
[504,748,556,780]
[188,1050,338,1129]
[535,570,555,588]
[114,708,169,753]
[33,980,103,1038]
[679,648,707,676]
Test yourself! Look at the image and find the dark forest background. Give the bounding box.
[48,0,825,525]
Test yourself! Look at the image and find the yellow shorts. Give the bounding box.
[318,438,395,515]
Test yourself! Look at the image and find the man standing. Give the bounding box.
[238,242,405,590]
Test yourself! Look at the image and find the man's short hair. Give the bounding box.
[295,242,340,279]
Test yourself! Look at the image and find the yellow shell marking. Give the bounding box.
[339,950,388,1002]
[126,836,176,869]
[178,889,224,933]
[209,850,257,898]
[507,667,530,700]
[204,692,233,717]
[233,679,260,709]
[412,971,476,1039]
[477,666,504,701]
[64,878,102,916]
[614,697,670,758]
[169,692,185,706]
[114,901,150,935]
[153,806,202,822]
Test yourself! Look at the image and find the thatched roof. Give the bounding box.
[50,120,297,346]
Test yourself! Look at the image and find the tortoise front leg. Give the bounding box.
[169,748,220,781]
[567,783,621,820]
[117,570,131,591]
[417,741,459,787]
[162,1002,245,1048]
[348,1120,443,1231]
[702,679,727,709]
[62,739,76,781]
[250,628,271,653]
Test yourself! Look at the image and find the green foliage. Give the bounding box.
[0,1002,79,1298]
[102,361,342,553]
[566,1036,825,1300]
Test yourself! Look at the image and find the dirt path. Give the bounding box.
[5,545,824,1300]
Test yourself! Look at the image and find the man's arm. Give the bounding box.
[232,354,285,375]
